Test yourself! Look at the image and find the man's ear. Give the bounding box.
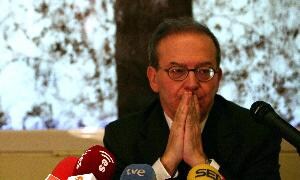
[147,66,159,93]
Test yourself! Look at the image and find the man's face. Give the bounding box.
[147,32,222,119]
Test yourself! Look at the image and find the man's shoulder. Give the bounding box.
[103,111,145,154]
[105,111,144,130]
[105,97,162,132]
[214,94,250,119]
[215,95,281,145]
[103,98,164,160]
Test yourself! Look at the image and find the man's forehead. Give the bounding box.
[161,31,213,42]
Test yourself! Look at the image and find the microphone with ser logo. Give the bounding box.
[187,164,223,180]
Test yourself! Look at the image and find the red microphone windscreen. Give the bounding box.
[73,145,116,180]
[51,156,78,180]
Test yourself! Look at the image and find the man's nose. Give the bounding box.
[184,71,199,91]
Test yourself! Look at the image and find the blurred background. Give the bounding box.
[0,0,299,130]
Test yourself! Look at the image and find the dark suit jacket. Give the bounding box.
[104,95,281,180]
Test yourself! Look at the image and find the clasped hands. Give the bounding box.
[161,91,207,175]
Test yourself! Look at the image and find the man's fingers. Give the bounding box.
[188,95,200,124]
[161,92,193,174]
[193,95,200,115]
[174,92,191,125]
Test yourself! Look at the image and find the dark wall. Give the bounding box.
[116,0,192,117]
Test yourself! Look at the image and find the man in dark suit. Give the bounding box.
[104,17,281,179]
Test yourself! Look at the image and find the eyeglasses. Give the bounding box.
[163,66,218,82]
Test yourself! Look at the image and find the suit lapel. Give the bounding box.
[202,95,240,165]
[136,100,170,164]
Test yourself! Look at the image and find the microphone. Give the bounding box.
[45,174,60,180]
[120,164,156,180]
[67,173,96,180]
[250,101,300,150]
[187,164,223,180]
[73,145,116,180]
[45,156,79,180]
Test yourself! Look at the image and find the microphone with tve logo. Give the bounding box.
[73,145,116,180]
[250,101,300,151]
[120,164,157,180]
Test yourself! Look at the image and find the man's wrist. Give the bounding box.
[160,156,178,176]
[153,158,178,179]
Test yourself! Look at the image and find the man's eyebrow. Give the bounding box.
[168,61,215,67]
[195,62,215,67]
[169,62,184,66]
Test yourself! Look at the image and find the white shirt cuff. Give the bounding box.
[152,158,178,180]
[209,159,220,170]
